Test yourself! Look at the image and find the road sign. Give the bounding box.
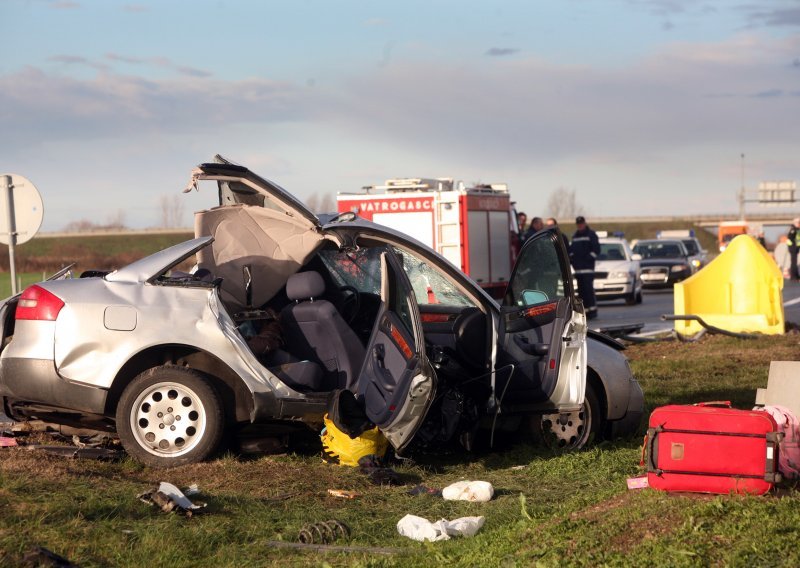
[758,181,796,207]
[1,174,45,295]
[0,174,44,245]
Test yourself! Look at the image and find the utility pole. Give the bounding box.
[738,153,746,221]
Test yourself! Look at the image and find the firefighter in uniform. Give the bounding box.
[788,218,800,281]
[570,216,600,319]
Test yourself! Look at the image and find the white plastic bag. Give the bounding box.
[397,514,485,542]
[441,480,494,502]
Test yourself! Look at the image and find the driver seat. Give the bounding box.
[280,271,366,390]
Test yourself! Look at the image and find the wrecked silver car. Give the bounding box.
[0,157,643,467]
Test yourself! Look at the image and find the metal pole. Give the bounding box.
[739,153,746,221]
[2,175,18,295]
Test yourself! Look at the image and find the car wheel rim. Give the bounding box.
[540,401,592,449]
[129,381,208,458]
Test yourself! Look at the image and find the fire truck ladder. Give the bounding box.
[433,190,462,267]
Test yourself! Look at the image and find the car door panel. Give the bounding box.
[360,313,418,424]
[499,229,587,408]
[355,250,435,450]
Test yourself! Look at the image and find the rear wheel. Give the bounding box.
[531,381,603,451]
[116,365,225,468]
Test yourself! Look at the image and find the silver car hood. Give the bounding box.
[105,237,213,283]
[594,260,631,272]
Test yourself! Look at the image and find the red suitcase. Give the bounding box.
[645,402,783,495]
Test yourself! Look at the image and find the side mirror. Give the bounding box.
[521,289,549,305]
[631,253,642,261]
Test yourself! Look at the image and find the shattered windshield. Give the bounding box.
[318,244,476,308]
[392,246,475,307]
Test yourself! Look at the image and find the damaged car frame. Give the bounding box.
[0,158,643,467]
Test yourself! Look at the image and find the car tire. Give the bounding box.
[531,380,603,451]
[116,365,225,468]
[625,291,637,305]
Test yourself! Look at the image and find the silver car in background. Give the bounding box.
[593,234,643,305]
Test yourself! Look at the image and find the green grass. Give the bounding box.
[0,272,49,300]
[2,334,800,566]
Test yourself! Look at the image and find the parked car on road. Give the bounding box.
[0,157,643,466]
[593,235,643,305]
[679,237,708,273]
[656,230,708,273]
[633,239,692,288]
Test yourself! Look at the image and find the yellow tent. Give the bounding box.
[673,234,784,336]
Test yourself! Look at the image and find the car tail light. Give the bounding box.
[16,285,65,321]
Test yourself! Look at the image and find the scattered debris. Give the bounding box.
[298,520,350,544]
[357,455,402,486]
[627,476,649,490]
[407,485,441,497]
[441,480,494,502]
[397,514,485,542]
[21,546,78,567]
[0,437,18,447]
[321,413,388,467]
[138,482,207,517]
[265,541,400,555]
[25,445,123,460]
[509,465,526,471]
[327,489,359,499]
[754,404,800,480]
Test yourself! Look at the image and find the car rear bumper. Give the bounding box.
[0,357,108,414]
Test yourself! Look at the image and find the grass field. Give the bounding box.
[1,334,800,567]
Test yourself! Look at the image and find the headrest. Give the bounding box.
[286,271,325,301]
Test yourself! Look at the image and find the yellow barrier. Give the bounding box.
[673,235,784,336]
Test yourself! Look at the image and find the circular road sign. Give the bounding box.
[0,173,44,245]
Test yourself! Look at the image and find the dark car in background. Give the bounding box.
[632,239,692,288]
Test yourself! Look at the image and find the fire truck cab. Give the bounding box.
[338,178,517,298]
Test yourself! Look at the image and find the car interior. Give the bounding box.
[191,203,492,403]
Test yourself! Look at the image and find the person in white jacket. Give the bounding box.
[774,235,791,278]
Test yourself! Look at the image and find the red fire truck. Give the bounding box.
[337,177,520,298]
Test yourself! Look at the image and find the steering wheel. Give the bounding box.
[336,285,361,324]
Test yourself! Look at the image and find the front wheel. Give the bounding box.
[116,365,225,468]
[531,381,603,451]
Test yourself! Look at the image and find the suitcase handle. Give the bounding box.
[694,401,731,408]
[644,427,661,472]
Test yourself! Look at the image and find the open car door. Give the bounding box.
[354,249,436,452]
[498,228,587,410]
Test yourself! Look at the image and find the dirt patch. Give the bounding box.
[570,491,632,522]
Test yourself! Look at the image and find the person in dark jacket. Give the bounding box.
[522,216,544,242]
[789,218,800,281]
[570,216,600,319]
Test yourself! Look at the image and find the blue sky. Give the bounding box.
[1,0,798,231]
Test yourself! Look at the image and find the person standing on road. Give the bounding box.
[788,218,800,281]
[570,216,600,320]
[774,235,791,279]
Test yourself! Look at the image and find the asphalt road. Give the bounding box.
[590,279,800,336]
